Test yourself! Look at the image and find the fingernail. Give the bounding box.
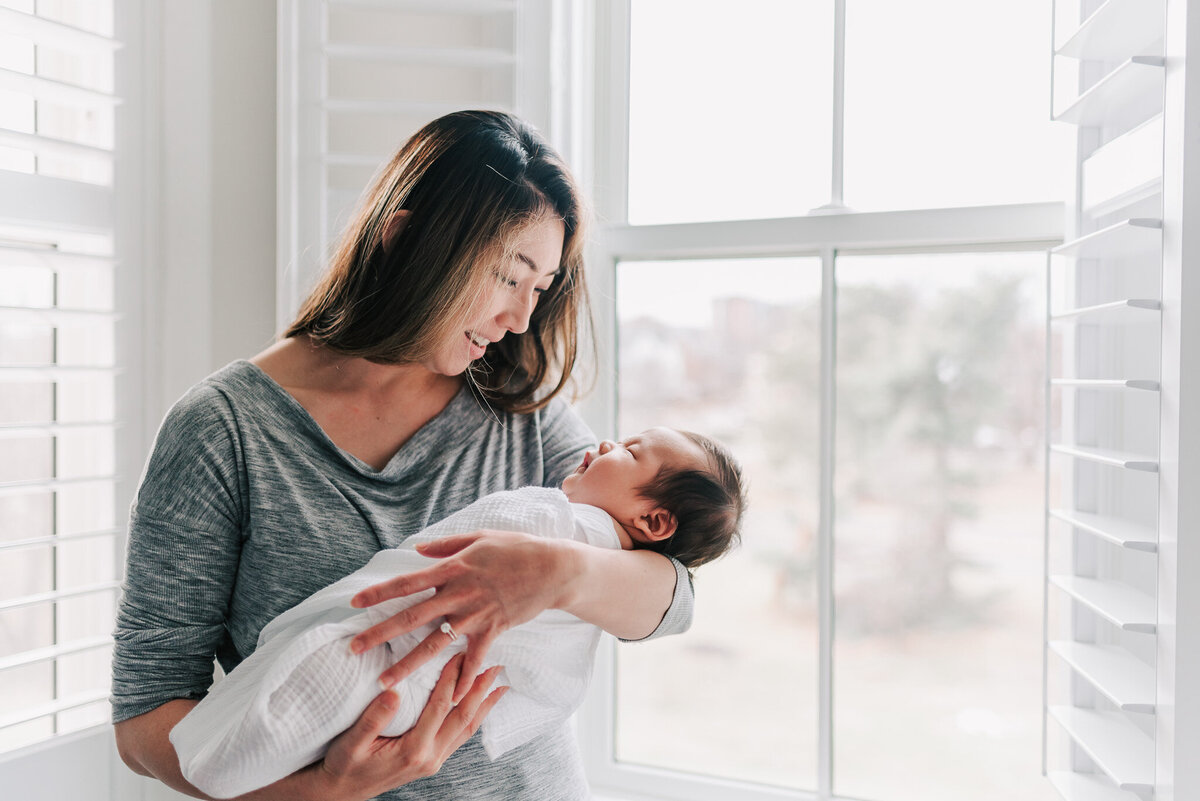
[380,690,398,710]
[349,595,363,608]
[348,639,363,655]
[379,676,395,692]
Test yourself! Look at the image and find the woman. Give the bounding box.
[111,110,694,800]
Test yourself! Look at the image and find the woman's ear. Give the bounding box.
[379,209,412,253]
[635,507,678,542]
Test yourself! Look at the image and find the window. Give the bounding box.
[0,0,126,755]
[579,2,1066,799]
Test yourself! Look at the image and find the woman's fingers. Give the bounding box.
[323,688,400,773]
[454,631,498,703]
[443,671,509,753]
[413,532,482,558]
[377,626,458,689]
[351,561,454,609]
[349,593,459,655]
[407,653,467,743]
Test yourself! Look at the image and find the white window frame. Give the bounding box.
[572,2,1064,800]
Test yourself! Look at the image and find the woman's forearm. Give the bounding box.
[554,542,678,640]
[114,702,333,801]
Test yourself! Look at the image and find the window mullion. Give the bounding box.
[828,0,846,211]
[817,247,837,801]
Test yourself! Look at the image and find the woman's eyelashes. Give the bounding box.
[495,271,550,295]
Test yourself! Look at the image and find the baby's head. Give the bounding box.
[560,427,745,570]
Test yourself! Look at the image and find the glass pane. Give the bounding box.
[844,0,1070,210]
[627,1,833,224]
[614,258,821,789]
[832,252,1055,801]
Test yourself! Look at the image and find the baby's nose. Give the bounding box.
[597,440,615,454]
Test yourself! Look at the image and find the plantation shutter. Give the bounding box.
[0,0,124,757]
[277,0,557,327]
[1044,0,1200,798]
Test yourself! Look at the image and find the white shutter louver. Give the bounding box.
[0,0,121,754]
[1045,0,1166,797]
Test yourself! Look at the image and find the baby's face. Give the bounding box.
[561,427,707,541]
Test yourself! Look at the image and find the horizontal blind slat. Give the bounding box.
[0,6,120,53]
[0,128,114,163]
[326,0,516,11]
[0,475,119,498]
[1050,575,1157,632]
[0,245,115,270]
[0,635,113,673]
[0,306,118,325]
[0,172,114,231]
[1048,706,1155,791]
[0,526,122,552]
[0,580,121,613]
[0,366,119,382]
[0,67,118,108]
[0,690,111,731]
[0,421,120,438]
[322,43,516,67]
[1048,641,1157,712]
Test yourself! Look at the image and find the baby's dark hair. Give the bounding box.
[636,431,746,571]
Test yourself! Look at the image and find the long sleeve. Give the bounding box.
[111,385,248,722]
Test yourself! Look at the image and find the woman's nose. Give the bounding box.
[499,291,535,334]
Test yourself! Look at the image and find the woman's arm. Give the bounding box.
[115,656,507,801]
[346,530,680,699]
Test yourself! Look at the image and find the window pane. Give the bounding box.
[627,1,833,224]
[844,0,1070,210]
[832,252,1055,801]
[614,258,820,789]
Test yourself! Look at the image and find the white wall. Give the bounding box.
[151,0,277,421]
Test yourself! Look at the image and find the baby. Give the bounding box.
[170,427,745,798]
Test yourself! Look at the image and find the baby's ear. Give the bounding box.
[379,209,411,253]
[636,508,678,542]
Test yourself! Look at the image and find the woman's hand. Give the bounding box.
[307,654,507,801]
[348,530,576,701]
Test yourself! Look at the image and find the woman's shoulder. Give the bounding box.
[165,360,288,423]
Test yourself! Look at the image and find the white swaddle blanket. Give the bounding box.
[170,486,619,799]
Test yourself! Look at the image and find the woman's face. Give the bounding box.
[422,214,566,377]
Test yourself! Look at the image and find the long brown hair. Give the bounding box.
[286,110,591,412]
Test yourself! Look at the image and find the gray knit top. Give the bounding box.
[111,360,694,800]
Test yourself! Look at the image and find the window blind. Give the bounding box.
[0,0,121,754]
[1045,0,1166,796]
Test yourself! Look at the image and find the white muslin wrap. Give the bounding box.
[169,487,619,799]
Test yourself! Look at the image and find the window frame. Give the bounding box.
[573,2,1064,799]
